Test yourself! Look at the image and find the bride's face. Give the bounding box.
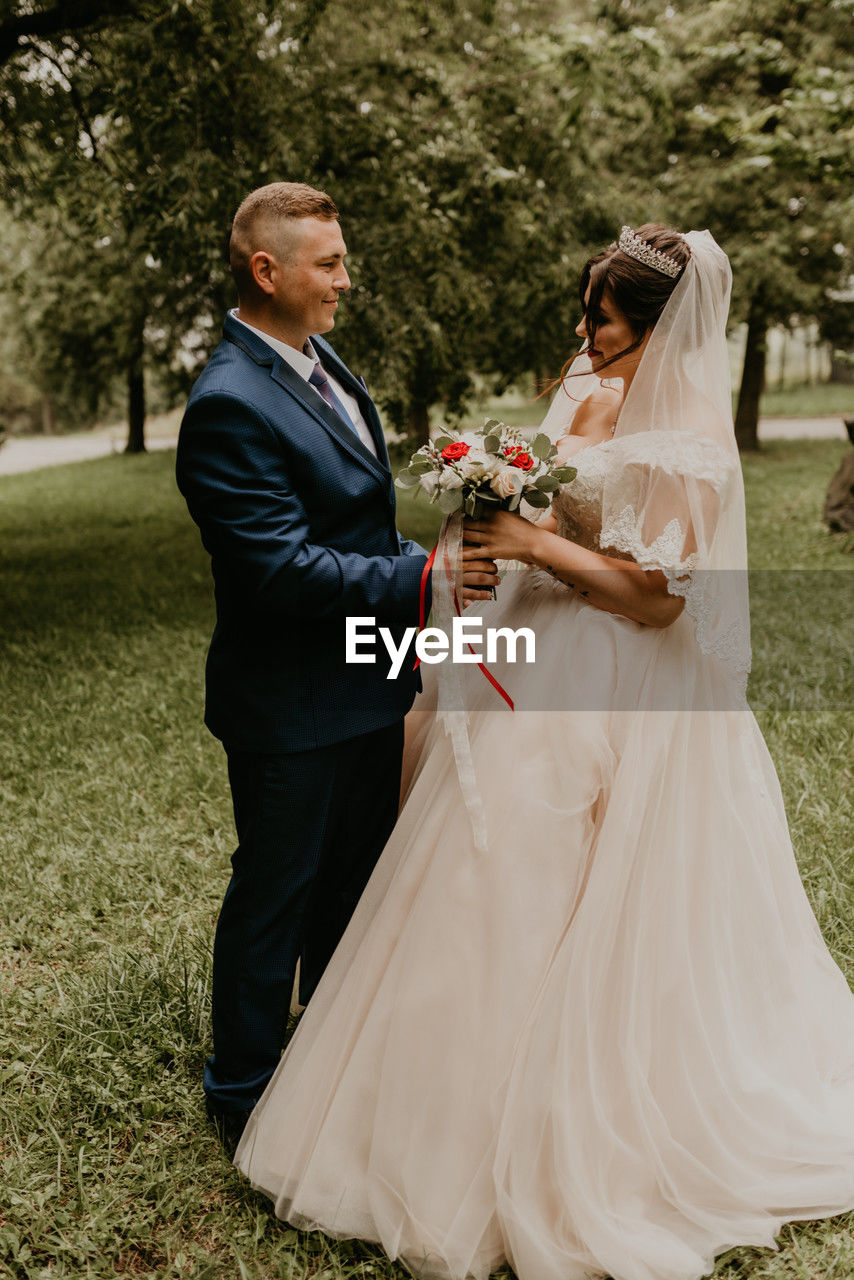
[576,285,650,380]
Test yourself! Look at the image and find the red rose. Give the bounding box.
[506,448,534,470]
[441,441,470,462]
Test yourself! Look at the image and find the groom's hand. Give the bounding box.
[461,548,499,606]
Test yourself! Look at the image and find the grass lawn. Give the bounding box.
[0,441,852,1279]
[758,381,853,419]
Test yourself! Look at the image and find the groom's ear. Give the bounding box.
[248,250,277,295]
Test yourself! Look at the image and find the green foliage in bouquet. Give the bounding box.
[395,420,577,520]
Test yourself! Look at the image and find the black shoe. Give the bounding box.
[206,1102,253,1158]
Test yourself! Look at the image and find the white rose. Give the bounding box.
[419,472,440,498]
[459,447,494,477]
[479,454,504,480]
[442,469,466,490]
[490,466,526,500]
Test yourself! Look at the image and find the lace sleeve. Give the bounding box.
[598,431,732,561]
[598,430,750,677]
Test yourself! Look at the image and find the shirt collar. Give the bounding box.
[230,309,317,382]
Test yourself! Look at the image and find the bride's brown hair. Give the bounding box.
[544,224,691,396]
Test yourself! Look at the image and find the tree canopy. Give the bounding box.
[654,0,854,446]
[0,0,850,449]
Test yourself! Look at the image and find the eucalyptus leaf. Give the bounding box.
[524,489,551,508]
[553,466,578,483]
[531,433,553,461]
[433,435,455,451]
[438,488,464,514]
[408,459,435,475]
[395,471,421,488]
[465,491,478,517]
[508,492,522,512]
[482,435,502,454]
[535,474,560,492]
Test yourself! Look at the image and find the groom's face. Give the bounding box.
[272,216,351,342]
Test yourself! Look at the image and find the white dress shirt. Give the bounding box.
[230,310,377,458]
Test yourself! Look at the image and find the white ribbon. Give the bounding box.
[432,513,490,853]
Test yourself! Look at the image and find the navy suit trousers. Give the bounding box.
[203,720,405,1113]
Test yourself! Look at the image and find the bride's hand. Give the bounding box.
[463,510,541,565]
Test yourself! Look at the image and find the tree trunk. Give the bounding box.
[734,299,767,452]
[407,399,430,447]
[535,363,556,397]
[41,397,56,435]
[776,330,786,391]
[125,326,146,453]
[406,356,434,447]
[830,351,854,384]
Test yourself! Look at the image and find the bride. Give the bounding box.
[234,226,854,1280]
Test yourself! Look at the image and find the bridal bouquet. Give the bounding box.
[394,420,577,519]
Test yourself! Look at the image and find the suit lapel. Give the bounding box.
[312,336,392,471]
[223,315,391,489]
[269,357,391,485]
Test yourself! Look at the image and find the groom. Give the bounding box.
[177,181,497,1147]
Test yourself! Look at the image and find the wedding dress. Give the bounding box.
[234,234,854,1280]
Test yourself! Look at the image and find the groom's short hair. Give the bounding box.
[229,182,339,296]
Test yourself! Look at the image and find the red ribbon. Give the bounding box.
[442,536,514,711]
[413,543,437,670]
[412,532,514,711]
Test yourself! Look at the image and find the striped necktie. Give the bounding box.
[308,363,356,434]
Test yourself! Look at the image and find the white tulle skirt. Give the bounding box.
[235,569,854,1280]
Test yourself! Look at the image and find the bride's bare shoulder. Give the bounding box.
[564,382,620,440]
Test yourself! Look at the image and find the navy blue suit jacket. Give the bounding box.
[176,315,428,753]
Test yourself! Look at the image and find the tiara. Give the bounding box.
[618,226,682,279]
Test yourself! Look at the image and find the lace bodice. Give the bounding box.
[552,441,631,558]
[551,429,737,564]
[543,430,750,681]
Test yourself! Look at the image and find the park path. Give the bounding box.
[0,409,181,477]
[759,416,849,441]
[0,412,848,478]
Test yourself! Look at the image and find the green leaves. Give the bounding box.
[438,488,464,513]
[0,0,291,441]
[531,432,554,461]
[3,0,848,452]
